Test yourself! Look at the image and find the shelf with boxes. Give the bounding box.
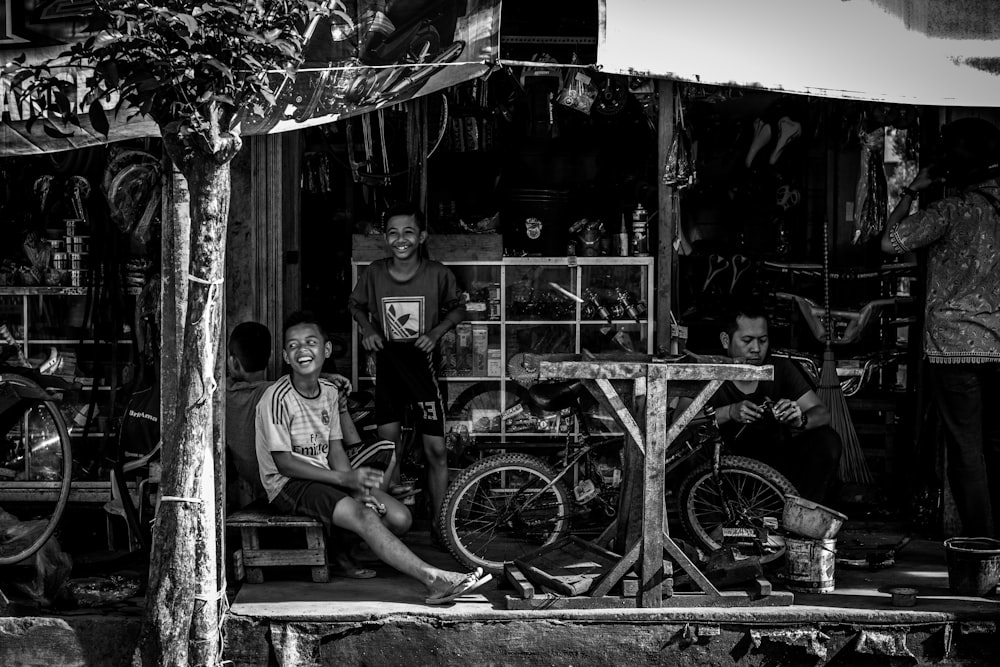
[350,249,654,446]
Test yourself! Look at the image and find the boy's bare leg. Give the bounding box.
[423,434,448,528]
[370,488,412,536]
[378,421,403,487]
[332,496,471,596]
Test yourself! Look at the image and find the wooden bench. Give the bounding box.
[226,509,328,583]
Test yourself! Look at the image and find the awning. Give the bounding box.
[599,0,1000,106]
[1,0,501,156]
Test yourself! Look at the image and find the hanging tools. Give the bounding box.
[702,254,730,292]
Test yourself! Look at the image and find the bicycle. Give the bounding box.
[438,374,797,575]
[0,369,74,565]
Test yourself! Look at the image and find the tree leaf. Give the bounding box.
[43,121,74,138]
[88,100,110,136]
[176,13,199,36]
[96,61,120,87]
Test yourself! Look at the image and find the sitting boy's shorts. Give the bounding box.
[271,478,351,534]
[374,342,445,437]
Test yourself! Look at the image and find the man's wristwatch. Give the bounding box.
[796,411,809,430]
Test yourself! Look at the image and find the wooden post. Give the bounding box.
[656,78,675,353]
[640,364,669,606]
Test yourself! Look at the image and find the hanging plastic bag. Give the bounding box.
[556,68,598,115]
[854,127,888,244]
[662,88,696,189]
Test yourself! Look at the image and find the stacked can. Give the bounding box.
[64,219,89,286]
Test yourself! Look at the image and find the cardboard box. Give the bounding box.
[472,325,488,376]
[456,323,473,376]
[487,348,503,377]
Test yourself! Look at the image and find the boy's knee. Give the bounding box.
[423,437,447,464]
[385,506,412,536]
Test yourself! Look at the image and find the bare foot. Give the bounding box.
[424,567,492,605]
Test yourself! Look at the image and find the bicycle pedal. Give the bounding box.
[574,479,598,504]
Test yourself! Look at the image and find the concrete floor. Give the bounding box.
[229,526,1000,624]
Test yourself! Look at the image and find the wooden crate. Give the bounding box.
[352,234,502,262]
[226,509,328,584]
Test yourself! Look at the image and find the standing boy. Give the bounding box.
[349,202,466,532]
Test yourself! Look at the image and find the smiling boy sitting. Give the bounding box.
[255,311,490,604]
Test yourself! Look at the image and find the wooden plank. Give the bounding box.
[661,530,721,598]
[241,549,326,567]
[539,361,772,382]
[514,536,621,597]
[664,379,723,446]
[590,539,640,598]
[226,511,323,528]
[305,527,329,583]
[503,590,794,610]
[352,233,503,262]
[640,364,669,607]
[503,594,637,611]
[503,564,535,599]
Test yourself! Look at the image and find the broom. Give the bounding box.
[819,219,872,485]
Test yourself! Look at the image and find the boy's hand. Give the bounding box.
[773,398,803,426]
[322,372,352,394]
[414,331,440,353]
[362,332,384,351]
[347,466,384,493]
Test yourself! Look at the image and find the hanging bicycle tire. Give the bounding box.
[0,373,74,565]
[677,455,796,555]
[446,381,534,436]
[438,452,571,575]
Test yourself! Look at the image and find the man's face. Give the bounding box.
[282,322,331,375]
[721,315,769,365]
[385,214,426,261]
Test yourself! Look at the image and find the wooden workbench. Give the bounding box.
[520,353,790,609]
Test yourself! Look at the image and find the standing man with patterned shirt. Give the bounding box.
[881,117,1000,537]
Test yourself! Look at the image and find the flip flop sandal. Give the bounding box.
[424,568,493,605]
[329,565,377,579]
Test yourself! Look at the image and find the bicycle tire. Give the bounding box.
[438,452,571,574]
[446,381,534,435]
[677,455,796,555]
[0,374,73,565]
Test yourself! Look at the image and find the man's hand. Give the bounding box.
[346,466,384,493]
[729,400,764,424]
[773,398,805,427]
[362,331,385,352]
[414,330,441,353]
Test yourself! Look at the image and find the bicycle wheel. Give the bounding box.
[677,455,796,555]
[438,453,571,574]
[0,373,73,565]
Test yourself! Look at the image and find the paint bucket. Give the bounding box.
[782,495,848,540]
[944,537,1000,596]
[784,537,836,593]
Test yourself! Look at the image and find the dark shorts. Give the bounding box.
[271,478,351,536]
[375,342,445,437]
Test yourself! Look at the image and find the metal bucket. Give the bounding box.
[784,537,836,593]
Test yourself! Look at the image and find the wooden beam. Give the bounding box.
[656,78,675,354]
[640,364,669,607]
[591,378,644,453]
[540,361,773,382]
[664,379,722,446]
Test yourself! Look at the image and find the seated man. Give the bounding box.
[694,301,842,503]
[227,320,394,578]
[255,311,490,604]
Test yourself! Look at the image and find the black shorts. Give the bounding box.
[271,478,350,537]
[374,342,445,437]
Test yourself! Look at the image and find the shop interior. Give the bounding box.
[0,19,998,613]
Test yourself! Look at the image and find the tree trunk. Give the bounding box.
[138,120,238,665]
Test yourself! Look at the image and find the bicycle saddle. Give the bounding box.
[528,380,586,413]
